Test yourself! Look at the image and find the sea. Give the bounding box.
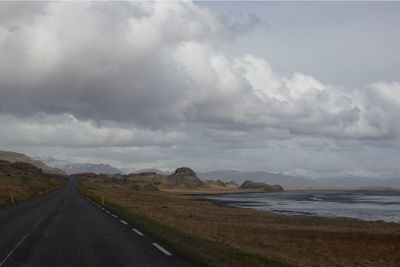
[202,191,400,223]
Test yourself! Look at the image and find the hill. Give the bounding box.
[199,170,311,189]
[167,167,205,189]
[0,150,64,175]
[0,160,66,208]
[239,180,284,192]
[76,167,287,193]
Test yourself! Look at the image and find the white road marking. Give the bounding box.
[112,214,118,218]
[34,204,56,228]
[106,210,110,214]
[132,228,144,236]
[152,243,172,256]
[120,219,128,225]
[33,215,45,228]
[0,233,29,266]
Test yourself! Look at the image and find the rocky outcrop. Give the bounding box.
[270,184,284,192]
[167,167,204,189]
[239,180,284,192]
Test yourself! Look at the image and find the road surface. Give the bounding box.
[0,178,195,266]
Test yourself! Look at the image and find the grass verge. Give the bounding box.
[78,183,294,267]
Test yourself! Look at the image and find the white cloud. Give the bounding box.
[0,114,188,148]
[0,1,400,171]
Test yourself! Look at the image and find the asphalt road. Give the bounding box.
[0,178,195,267]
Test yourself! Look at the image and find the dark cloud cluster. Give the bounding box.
[0,1,399,172]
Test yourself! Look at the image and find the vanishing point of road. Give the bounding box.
[0,178,194,266]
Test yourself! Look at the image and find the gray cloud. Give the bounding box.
[0,1,400,172]
[0,2,47,24]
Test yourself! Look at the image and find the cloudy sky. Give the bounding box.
[1,1,400,173]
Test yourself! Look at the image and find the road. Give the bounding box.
[0,178,195,266]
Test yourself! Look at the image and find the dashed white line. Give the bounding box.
[0,233,29,266]
[152,243,172,256]
[33,215,45,228]
[120,219,128,225]
[34,204,56,229]
[112,214,118,219]
[106,210,110,214]
[132,228,144,236]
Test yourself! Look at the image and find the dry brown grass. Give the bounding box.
[79,177,400,267]
[0,161,66,208]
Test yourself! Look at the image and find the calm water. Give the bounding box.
[202,191,400,222]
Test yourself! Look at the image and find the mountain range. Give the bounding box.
[33,155,400,189]
[36,157,166,175]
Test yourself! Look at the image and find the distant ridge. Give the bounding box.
[198,169,400,189]
[121,168,168,175]
[37,156,169,176]
[76,167,281,192]
[198,170,311,189]
[62,163,123,175]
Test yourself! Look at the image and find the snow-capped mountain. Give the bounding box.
[281,168,392,180]
[62,163,123,175]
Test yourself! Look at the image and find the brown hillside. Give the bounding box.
[0,160,66,208]
[0,150,65,175]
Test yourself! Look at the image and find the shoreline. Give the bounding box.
[173,188,400,198]
[192,191,400,224]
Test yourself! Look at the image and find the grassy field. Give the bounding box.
[78,175,400,267]
[0,160,67,208]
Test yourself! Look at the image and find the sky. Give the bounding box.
[0,1,400,173]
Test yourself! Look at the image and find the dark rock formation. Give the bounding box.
[271,184,284,192]
[239,180,284,192]
[168,167,204,189]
